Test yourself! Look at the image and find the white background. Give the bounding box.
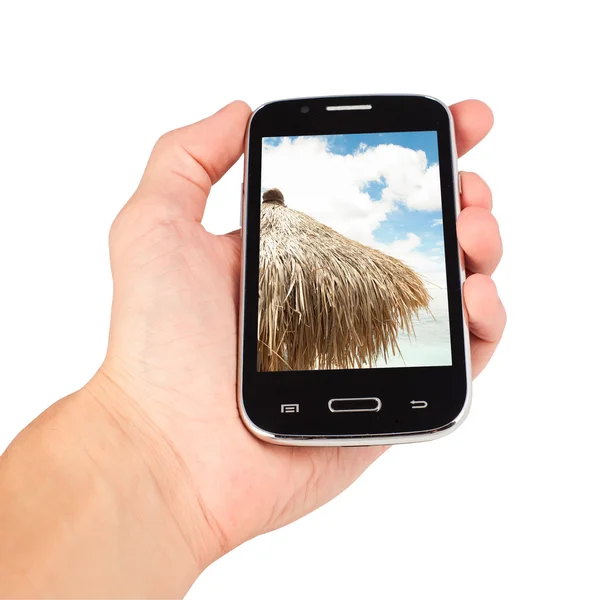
[1,2,598,598]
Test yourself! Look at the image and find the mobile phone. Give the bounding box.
[238,95,470,446]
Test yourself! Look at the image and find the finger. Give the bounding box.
[134,100,252,221]
[457,207,502,276]
[460,172,493,210]
[450,100,494,158]
[463,274,506,378]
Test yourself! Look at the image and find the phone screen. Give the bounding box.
[258,131,451,372]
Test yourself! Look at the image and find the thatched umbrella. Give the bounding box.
[258,188,431,372]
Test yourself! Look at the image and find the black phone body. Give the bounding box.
[239,95,471,446]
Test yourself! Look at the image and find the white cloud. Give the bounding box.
[262,137,446,285]
[404,164,441,211]
[431,218,443,227]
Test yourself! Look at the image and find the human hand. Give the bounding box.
[90,99,505,579]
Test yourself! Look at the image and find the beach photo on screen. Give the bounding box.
[258,131,451,372]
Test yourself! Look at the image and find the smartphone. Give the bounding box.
[238,95,470,446]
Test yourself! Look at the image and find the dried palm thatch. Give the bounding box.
[258,188,431,371]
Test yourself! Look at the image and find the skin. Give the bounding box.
[0,100,505,599]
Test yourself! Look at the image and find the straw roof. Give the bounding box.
[258,188,431,371]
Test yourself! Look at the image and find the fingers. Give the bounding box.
[457,171,501,275]
[457,207,502,276]
[463,274,506,378]
[457,168,504,377]
[464,274,505,342]
[450,100,494,158]
[134,100,252,221]
[460,172,492,210]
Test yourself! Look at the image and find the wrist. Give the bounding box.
[83,369,227,576]
[0,377,220,598]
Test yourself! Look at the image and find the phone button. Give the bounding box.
[328,398,382,413]
[410,400,428,409]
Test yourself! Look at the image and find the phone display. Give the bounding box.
[259,131,451,372]
[239,96,470,446]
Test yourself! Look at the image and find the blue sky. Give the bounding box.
[326,131,439,166]
[266,132,438,166]
[265,131,443,254]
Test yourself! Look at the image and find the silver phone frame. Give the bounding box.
[237,94,472,447]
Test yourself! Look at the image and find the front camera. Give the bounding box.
[300,105,310,114]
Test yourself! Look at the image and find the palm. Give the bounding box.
[100,100,503,556]
[105,208,383,551]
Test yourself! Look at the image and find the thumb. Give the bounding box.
[132,100,251,222]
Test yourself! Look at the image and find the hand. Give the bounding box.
[92,99,505,577]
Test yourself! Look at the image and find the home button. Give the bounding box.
[328,397,382,413]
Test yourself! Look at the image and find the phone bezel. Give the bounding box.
[238,95,471,446]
